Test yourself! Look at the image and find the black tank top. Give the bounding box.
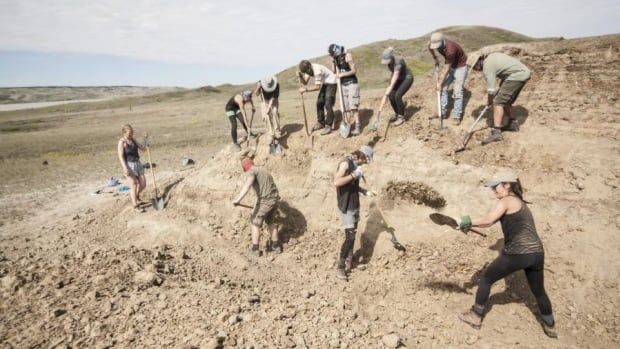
[336,157,360,213]
[500,202,544,254]
[123,139,139,162]
[225,96,240,112]
[333,54,358,85]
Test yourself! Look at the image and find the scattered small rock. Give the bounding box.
[134,271,162,287]
[382,333,401,348]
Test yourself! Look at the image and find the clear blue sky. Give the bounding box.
[0,0,618,87]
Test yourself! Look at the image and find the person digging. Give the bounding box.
[232,158,282,256]
[333,145,376,280]
[254,76,283,144]
[455,170,557,338]
[328,43,361,135]
[428,32,468,125]
[225,90,257,151]
[380,47,413,126]
[468,51,531,145]
[298,60,338,136]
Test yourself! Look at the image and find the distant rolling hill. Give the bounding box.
[0,86,184,105]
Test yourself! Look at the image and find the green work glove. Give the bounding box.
[456,215,472,232]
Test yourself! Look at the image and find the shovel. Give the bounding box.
[455,106,489,153]
[335,66,351,138]
[258,91,284,155]
[435,65,444,129]
[429,213,486,237]
[369,96,386,132]
[144,136,165,210]
[300,92,314,149]
[361,177,405,251]
[234,202,253,209]
[245,109,256,147]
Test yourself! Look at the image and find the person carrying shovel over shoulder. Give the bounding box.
[468,51,531,145]
[298,60,338,136]
[328,44,361,136]
[225,90,257,151]
[232,158,282,257]
[455,170,557,338]
[254,76,283,144]
[380,47,413,126]
[333,145,376,280]
[428,32,468,125]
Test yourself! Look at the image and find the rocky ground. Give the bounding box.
[1,35,619,348]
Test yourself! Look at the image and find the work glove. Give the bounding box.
[364,190,377,197]
[455,215,472,232]
[351,166,364,179]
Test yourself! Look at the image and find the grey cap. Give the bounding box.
[359,145,374,163]
[485,170,518,187]
[429,32,444,49]
[381,47,394,65]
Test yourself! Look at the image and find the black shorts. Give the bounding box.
[494,80,527,106]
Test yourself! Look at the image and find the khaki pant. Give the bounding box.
[261,100,281,139]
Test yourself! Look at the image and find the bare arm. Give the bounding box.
[297,71,309,85]
[429,47,439,65]
[333,161,355,187]
[134,137,146,151]
[233,174,255,204]
[235,95,250,127]
[254,82,261,97]
[472,200,508,228]
[337,52,357,78]
[117,140,129,175]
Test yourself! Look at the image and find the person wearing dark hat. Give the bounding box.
[456,170,557,338]
[468,51,531,145]
[255,76,282,142]
[380,47,413,126]
[232,158,282,256]
[428,32,468,125]
[225,90,256,150]
[297,60,338,135]
[328,44,361,136]
[333,145,376,280]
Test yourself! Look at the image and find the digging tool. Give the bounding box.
[259,91,283,155]
[300,91,314,148]
[361,176,406,251]
[144,135,165,210]
[335,66,351,138]
[369,96,386,132]
[245,109,256,147]
[455,106,489,153]
[429,213,487,237]
[435,64,444,129]
[381,102,391,142]
[234,202,253,209]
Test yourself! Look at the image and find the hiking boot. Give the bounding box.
[393,116,405,126]
[336,268,347,280]
[459,309,482,329]
[270,241,283,254]
[508,119,520,132]
[542,322,558,338]
[481,129,503,145]
[389,114,398,122]
[249,248,262,257]
[311,123,324,132]
[233,143,242,151]
[320,126,332,135]
[351,124,361,136]
[452,118,462,126]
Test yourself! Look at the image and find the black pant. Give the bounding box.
[317,84,337,127]
[389,74,413,116]
[228,113,247,144]
[475,253,553,317]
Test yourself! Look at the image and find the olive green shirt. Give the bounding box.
[483,52,531,93]
[249,167,280,201]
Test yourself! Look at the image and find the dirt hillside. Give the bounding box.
[0,35,619,348]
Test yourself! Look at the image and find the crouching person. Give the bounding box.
[233,158,282,256]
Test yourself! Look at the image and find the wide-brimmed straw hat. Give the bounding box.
[260,76,278,93]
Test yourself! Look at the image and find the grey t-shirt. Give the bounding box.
[249,167,280,201]
[388,57,412,81]
[483,52,531,93]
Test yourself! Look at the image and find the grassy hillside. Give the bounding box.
[276,25,538,89]
[0,86,185,105]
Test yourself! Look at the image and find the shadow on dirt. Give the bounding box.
[278,123,304,149]
[277,200,307,242]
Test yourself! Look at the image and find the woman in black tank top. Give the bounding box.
[117,124,147,212]
[455,172,556,338]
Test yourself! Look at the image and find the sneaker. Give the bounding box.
[393,116,405,126]
[389,114,398,122]
[351,124,361,136]
[271,242,283,254]
[320,126,332,135]
[233,143,242,151]
[249,248,262,257]
[542,322,558,339]
[459,309,482,329]
[336,268,347,280]
[452,118,462,126]
[481,129,503,145]
[311,123,324,132]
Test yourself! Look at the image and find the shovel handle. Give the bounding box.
[144,142,160,198]
[234,203,253,209]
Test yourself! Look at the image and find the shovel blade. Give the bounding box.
[152,197,165,210]
[339,122,351,138]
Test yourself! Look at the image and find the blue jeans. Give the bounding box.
[441,65,468,119]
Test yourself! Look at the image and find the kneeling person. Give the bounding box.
[233,158,282,256]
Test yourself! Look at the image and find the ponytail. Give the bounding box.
[510,179,532,204]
